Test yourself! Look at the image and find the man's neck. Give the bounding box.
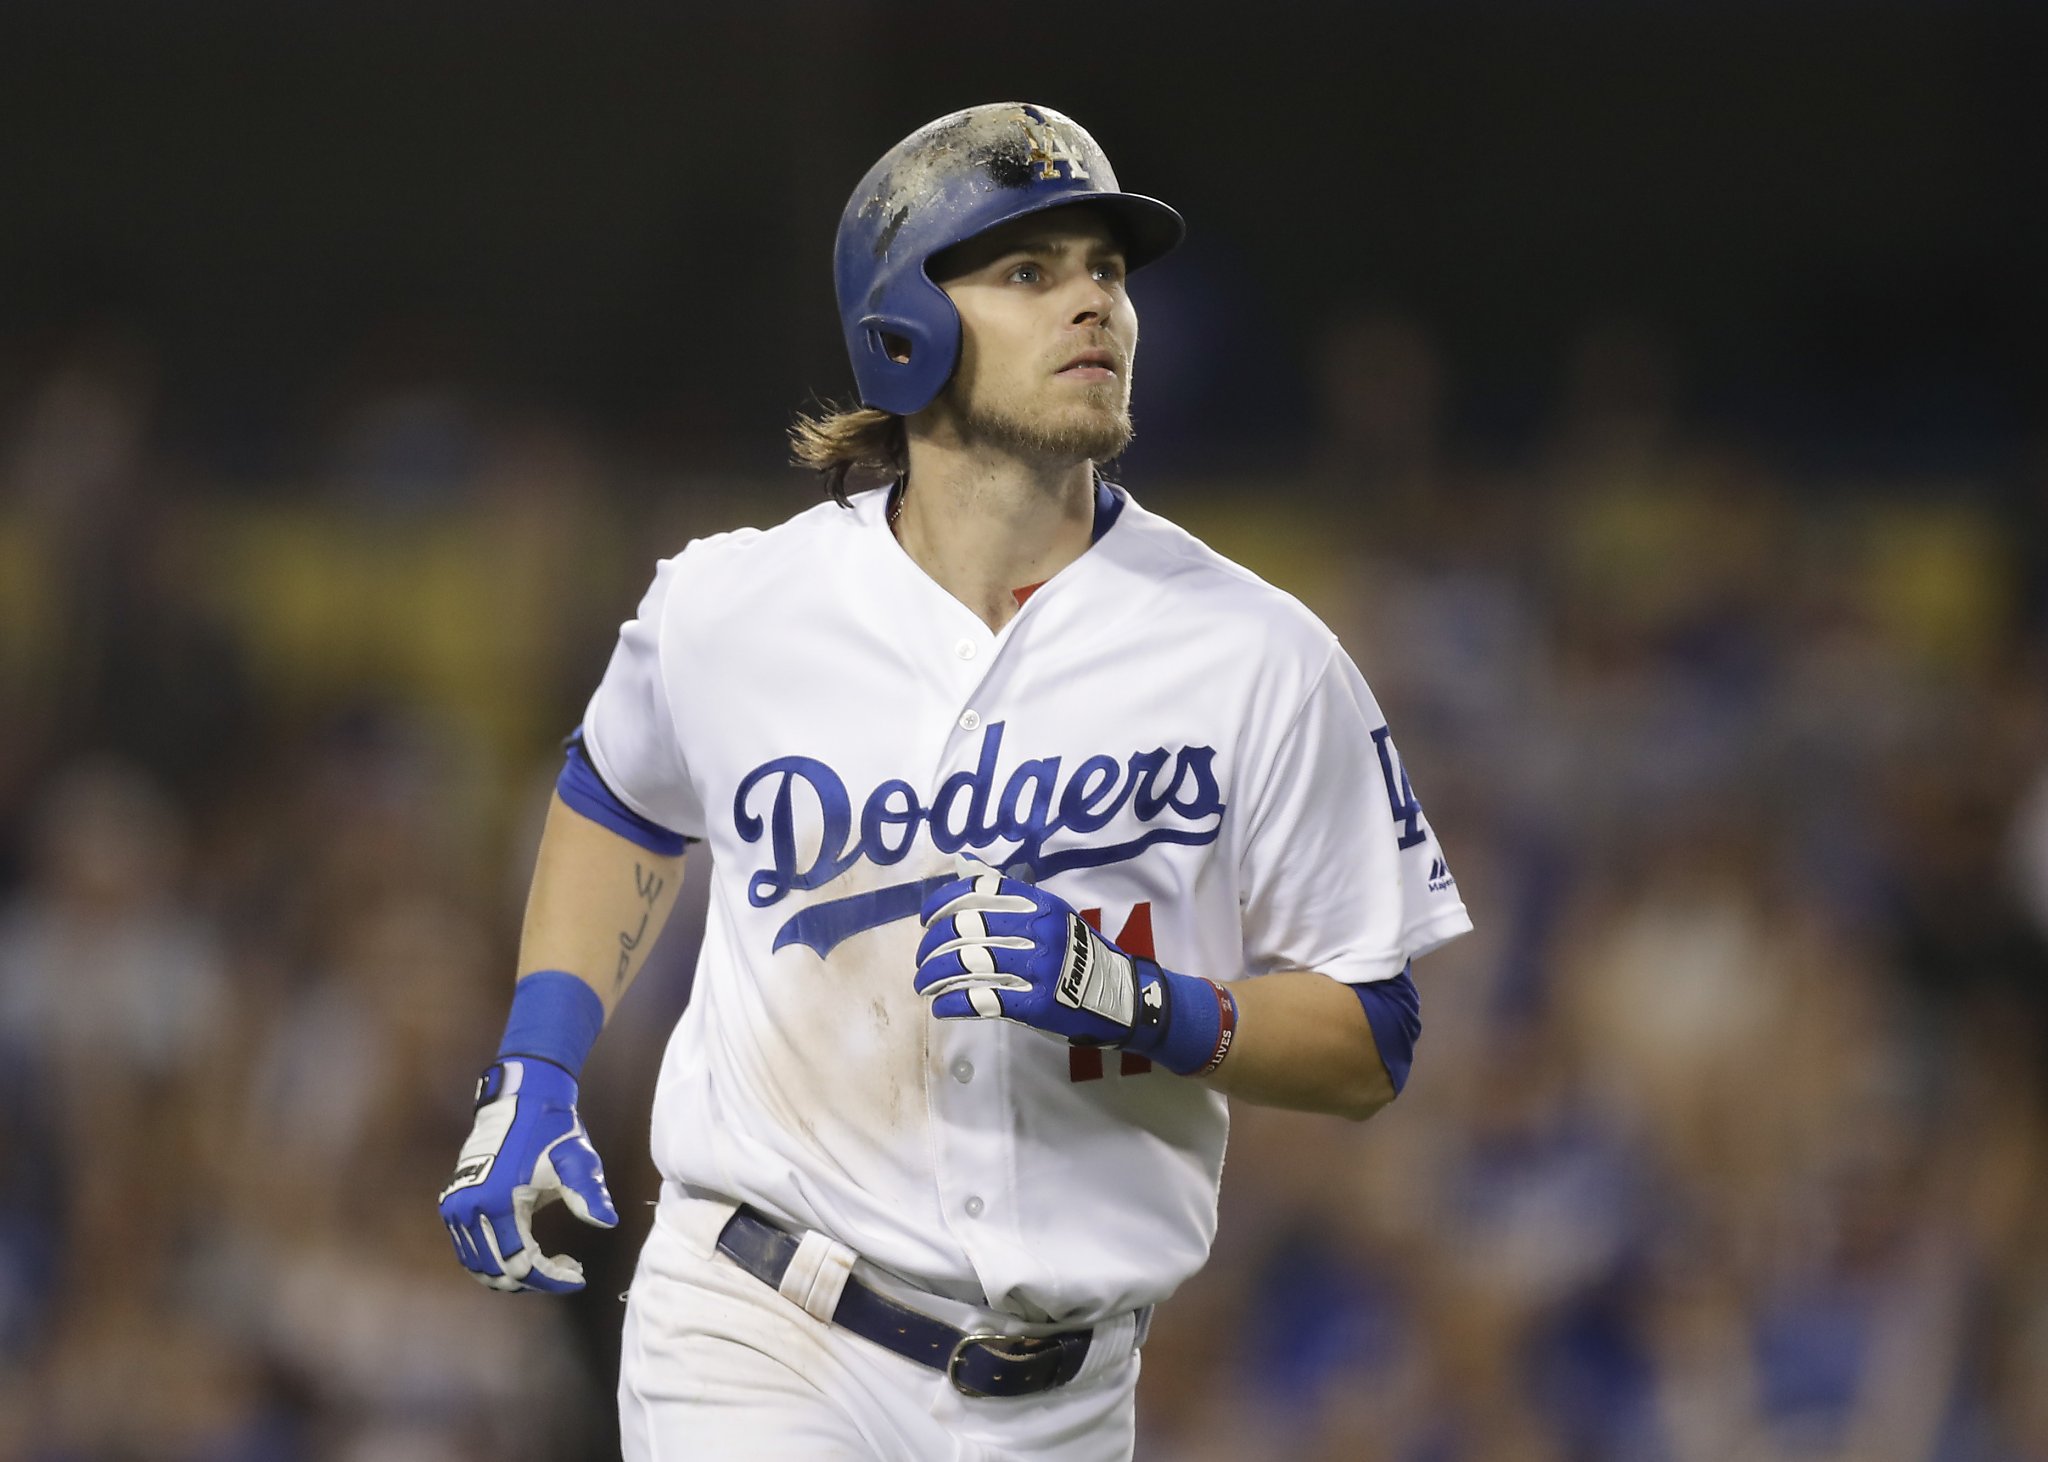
[893,437,1098,632]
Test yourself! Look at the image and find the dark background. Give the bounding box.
[3,2,2042,475]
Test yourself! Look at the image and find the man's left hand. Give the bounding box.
[914,872,1147,1045]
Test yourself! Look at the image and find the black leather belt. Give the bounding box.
[715,1204,1099,1399]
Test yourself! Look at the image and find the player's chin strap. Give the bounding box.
[714,1205,1145,1399]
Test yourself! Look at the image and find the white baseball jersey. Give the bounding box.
[581,483,1471,1326]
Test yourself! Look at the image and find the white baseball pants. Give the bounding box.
[618,1185,1143,1462]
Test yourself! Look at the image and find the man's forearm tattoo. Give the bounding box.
[616,863,666,992]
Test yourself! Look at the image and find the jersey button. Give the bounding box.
[955,639,977,660]
[959,709,981,731]
[964,1196,985,1219]
[951,1058,974,1084]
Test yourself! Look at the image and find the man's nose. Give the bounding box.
[1069,278,1114,327]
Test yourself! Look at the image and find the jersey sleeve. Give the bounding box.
[578,554,707,841]
[1237,642,1472,984]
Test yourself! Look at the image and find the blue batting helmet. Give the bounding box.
[834,103,1185,417]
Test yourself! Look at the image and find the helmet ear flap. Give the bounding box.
[852,284,959,416]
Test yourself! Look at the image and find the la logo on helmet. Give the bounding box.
[1020,113,1091,182]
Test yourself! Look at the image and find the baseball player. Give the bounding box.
[438,102,1471,1461]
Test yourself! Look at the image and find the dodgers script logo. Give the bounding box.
[734,721,1225,956]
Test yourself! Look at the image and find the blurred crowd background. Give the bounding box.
[3,4,2046,1461]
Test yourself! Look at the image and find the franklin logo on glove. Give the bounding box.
[1057,916,1092,1006]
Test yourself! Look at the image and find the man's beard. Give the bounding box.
[953,381,1135,465]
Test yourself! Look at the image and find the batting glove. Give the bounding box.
[914,871,1160,1046]
[438,1057,619,1293]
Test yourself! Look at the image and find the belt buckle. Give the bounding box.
[945,1332,1011,1398]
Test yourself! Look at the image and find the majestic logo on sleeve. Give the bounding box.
[733,721,1225,956]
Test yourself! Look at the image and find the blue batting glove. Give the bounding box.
[437,1057,619,1293]
[915,872,1151,1046]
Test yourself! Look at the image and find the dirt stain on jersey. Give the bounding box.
[754,858,941,1154]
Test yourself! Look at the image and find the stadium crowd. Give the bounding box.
[1,318,2044,1461]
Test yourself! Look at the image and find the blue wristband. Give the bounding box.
[496,969,606,1077]
[1126,962,1233,1077]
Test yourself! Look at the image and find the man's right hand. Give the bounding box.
[438,1057,619,1293]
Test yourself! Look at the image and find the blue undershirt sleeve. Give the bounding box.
[557,729,689,857]
[1351,964,1421,1094]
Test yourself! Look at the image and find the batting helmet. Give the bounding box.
[834,103,1185,417]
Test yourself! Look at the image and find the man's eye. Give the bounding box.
[1094,264,1126,284]
[1008,264,1042,284]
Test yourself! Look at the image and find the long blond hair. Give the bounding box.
[788,403,907,505]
